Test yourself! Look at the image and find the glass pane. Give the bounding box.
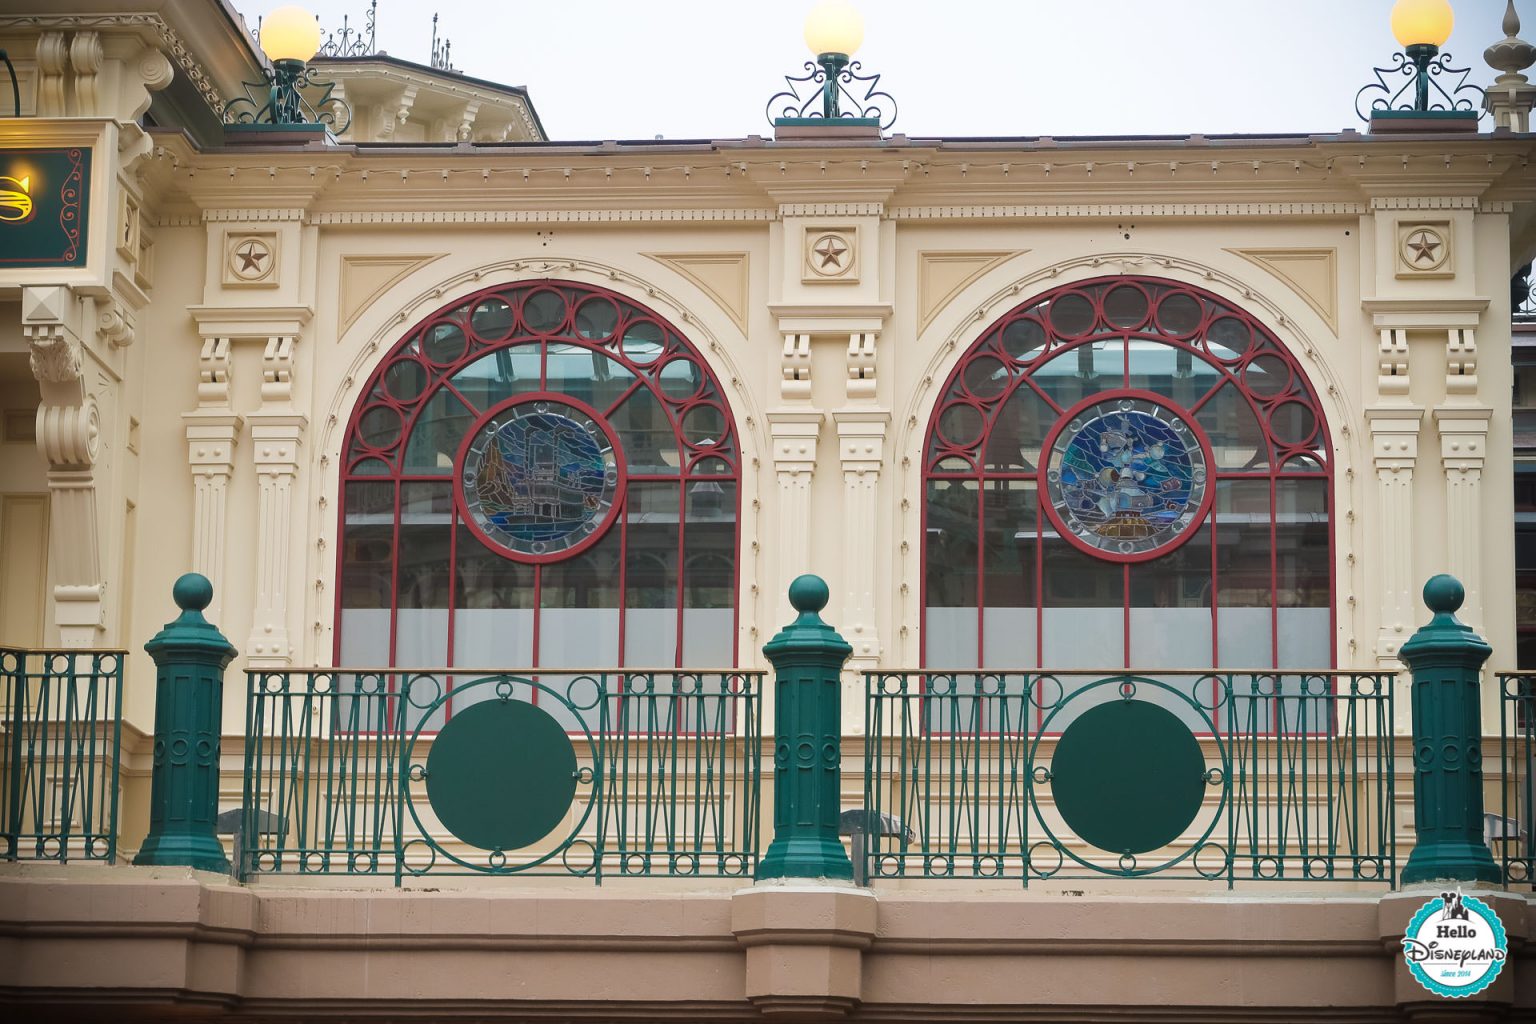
[1128,522,1213,668]
[1193,382,1268,471]
[340,481,394,610]
[1275,479,1329,669]
[450,345,542,410]
[608,386,679,474]
[1030,341,1125,412]
[1127,339,1220,407]
[403,388,476,473]
[1214,480,1273,667]
[396,483,452,668]
[546,343,636,410]
[683,481,737,666]
[982,387,1049,472]
[927,479,979,608]
[982,480,1037,667]
[625,481,680,667]
[1040,532,1124,668]
[539,526,622,674]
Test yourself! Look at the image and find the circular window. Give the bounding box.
[1042,395,1211,560]
[457,397,623,561]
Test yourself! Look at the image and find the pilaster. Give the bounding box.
[1366,407,1424,667]
[1434,406,1493,635]
[768,411,824,623]
[184,334,240,627]
[833,411,888,673]
[246,334,306,667]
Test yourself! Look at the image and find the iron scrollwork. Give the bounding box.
[223,62,352,134]
[1354,50,1486,123]
[766,59,897,130]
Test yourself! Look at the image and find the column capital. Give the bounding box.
[768,410,825,475]
[1433,405,1493,472]
[833,410,889,475]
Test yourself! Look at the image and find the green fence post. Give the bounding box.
[133,574,237,872]
[758,575,853,880]
[1399,574,1501,886]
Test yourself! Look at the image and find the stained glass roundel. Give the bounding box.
[1042,395,1211,561]
[458,396,623,561]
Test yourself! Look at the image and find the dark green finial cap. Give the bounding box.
[763,574,852,662]
[1398,572,1490,666]
[1423,573,1464,615]
[788,573,830,614]
[145,572,237,663]
[173,572,214,613]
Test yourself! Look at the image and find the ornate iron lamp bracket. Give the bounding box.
[1355,48,1486,122]
[766,58,897,130]
[224,62,352,134]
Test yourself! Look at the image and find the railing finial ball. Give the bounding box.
[172,572,214,613]
[1423,573,1465,615]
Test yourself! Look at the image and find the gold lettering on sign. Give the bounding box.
[0,176,34,223]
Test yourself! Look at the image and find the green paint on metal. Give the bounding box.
[423,699,578,851]
[758,574,854,881]
[1050,699,1205,855]
[0,647,124,863]
[861,670,1395,884]
[1400,574,1501,886]
[238,669,762,883]
[134,573,237,873]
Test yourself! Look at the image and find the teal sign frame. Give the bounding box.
[0,148,90,268]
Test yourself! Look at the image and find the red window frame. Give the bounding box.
[335,280,742,693]
[921,275,1334,674]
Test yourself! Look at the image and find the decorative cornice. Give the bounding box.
[0,14,225,117]
[779,202,884,217]
[1368,196,1482,210]
[309,209,776,225]
[202,208,310,223]
[888,202,1367,219]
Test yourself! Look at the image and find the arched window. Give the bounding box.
[337,281,739,671]
[923,277,1331,670]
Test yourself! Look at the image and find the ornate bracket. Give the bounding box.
[766,59,897,129]
[1355,49,1486,122]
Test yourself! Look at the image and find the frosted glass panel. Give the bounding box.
[1217,607,1273,667]
[1041,608,1123,668]
[395,609,448,667]
[1277,607,1331,668]
[925,607,978,667]
[339,609,391,667]
[452,610,534,667]
[539,609,619,729]
[682,608,734,666]
[1128,608,1212,669]
[982,607,1037,667]
[625,608,677,666]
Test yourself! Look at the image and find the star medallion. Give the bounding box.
[1406,230,1443,265]
[814,237,847,269]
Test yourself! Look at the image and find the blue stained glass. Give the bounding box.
[462,402,621,558]
[1046,398,1208,558]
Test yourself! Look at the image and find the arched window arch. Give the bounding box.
[922,276,1332,670]
[337,280,740,671]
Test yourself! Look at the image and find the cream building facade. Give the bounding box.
[3,0,1536,1020]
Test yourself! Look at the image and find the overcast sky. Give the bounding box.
[238,0,1520,140]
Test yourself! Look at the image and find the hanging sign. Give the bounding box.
[0,148,89,268]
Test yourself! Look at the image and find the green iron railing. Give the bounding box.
[1498,672,1535,887]
[240,668,762,884]
[862,670,1395,887]
[0,646,125,863]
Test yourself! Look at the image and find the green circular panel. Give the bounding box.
[424,699,579,851]
[1049,699,1205,855]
